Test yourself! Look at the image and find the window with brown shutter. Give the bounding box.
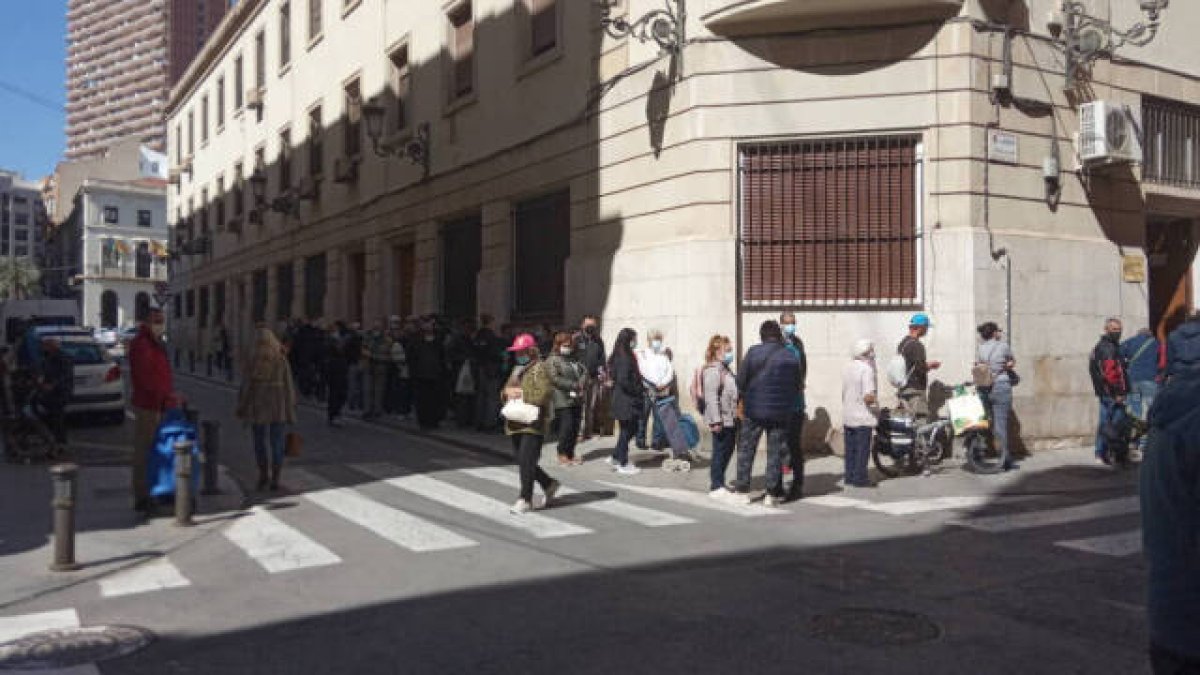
[448,3,473,100]
[738,136,922,307]
[513,190,570,322]
[440,214,482,320]
[530,0,557,57]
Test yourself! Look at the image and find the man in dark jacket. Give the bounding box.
[576,314,606,440]
[1165,312,1200,381]
[129,308,173,513]
[733,321,800,506]
[39,337,74,446]
[1090,317,1130,465]
[1140,368,1200,673]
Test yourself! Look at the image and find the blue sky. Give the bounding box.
[0,0,66,180]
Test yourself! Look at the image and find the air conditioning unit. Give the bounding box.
[246,87,264,110]
[1078,101,1142,166]
[333,156,359,184]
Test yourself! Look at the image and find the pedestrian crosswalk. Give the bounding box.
[47,463,1146,605]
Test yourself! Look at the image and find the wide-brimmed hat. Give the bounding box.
[507,333,538,352]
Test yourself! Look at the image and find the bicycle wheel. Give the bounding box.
[871,437,910,478]
[964,431,1004,474]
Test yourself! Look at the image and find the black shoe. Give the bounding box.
[133,498,151,514]
[786,487,804,503]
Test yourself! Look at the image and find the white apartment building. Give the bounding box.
[0,171,48,264]
[62,180,171,329]
[167,0,1200,448]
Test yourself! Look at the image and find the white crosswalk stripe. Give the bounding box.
[460,466,697,528]
[99,557,191,597]
[0,609,100,675]
[1056,529,1143,557]
[352,463,593,539]
[290,468,478,553]
[596,482,786,517]
[223,505,342,573]
[951,496,1140,533]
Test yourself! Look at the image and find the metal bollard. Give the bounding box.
[49,464,80,572]
[173,441,195,527]
[184,408,200,426]
[201,420,221,495]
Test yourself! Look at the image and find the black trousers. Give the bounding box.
[555,406,581,459]
[414,378,445,429]
[786,411,806,490]
[326,370,348,421]
[511,434,552,502]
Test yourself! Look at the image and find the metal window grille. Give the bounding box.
[738,135,923,308]
[1144,96,1200,190]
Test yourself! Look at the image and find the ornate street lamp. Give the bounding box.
[1054,0,1170,88]
[248,168,267,207]
[362,98,431,180]
[598,0,684,54]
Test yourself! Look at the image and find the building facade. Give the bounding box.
[0,171,48,264]
[66,0,229,161]
[50,180,170,329]
[167,0,1200,448]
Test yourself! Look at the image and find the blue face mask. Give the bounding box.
[722,351,734,365]
[515,355,531,366]
[782,324,797,337]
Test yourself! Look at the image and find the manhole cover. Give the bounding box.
[811,608,941,646]
[0,625,154,669]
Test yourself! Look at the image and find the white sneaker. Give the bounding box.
[762,494,781,508]
[616,464,641,476]
[605,456,619,468]
[543,480,561,506]
[510,499,533,514]
[709,487,733,500]
[662,459,678,472]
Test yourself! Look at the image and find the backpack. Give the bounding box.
[520,361,553,407]
[887,337,918,389]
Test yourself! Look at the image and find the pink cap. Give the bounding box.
[507,333,538,352]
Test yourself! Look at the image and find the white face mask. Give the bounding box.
[559,347,572,356]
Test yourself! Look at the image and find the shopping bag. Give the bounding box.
[147,408,201,500]
[946,390,987,435]
[500,399,540,424]
[455,360,476,395]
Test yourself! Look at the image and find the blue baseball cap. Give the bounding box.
[910,313,932,327]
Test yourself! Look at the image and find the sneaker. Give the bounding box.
[616,464,642,476]
[543,480,561,506]
[710,487,746,504]
[675,459,691,473]
[510,499,533,514]
[762,493,781,508]
[662,458,678,472]
[605,456,619,468]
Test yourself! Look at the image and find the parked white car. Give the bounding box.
[57,336,126,422]
[94,327,124,360]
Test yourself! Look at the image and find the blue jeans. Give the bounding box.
[709,425,736,491]
[987,383,1013,467]
[1095,397,1122,460]
[843,426,872,486]
[734,417,788,496]
[1129,380,1159,422]
[252,423,286,468]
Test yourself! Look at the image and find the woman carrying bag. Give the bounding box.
[502,333,561,514]
[606,328,645,475]
[237,328,298,491]
[547,332,588,466]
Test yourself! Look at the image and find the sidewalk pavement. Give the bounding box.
[0,448,244,610]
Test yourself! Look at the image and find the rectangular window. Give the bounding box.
[174,294,183,319]
[252,268,268,322]
[279,128,292,190]
[530,0,557,57]
[512,190,570,321]
[276,263,294,320]
[233,162,245,216]
[15,245,28,257]
[137,209,152,227]
[14,229,28,242]
[199,286,210,328]
[738,136,921,307]
[279,2,291,68]
[304,254,326,319]
[389,44,410,130]
[103,206,119,224]
[216,76,225,127]
[255,31,266,89]
[343,77,361,157]
[199,188,210,235]
[215,178,225,230]
[187,110,195,155]
[214,283,226,326]
[234,55,244,108]
[308,106,323,176]
[308,0,322,41]
[440,214,482,320]
[448,3,474,100]
[13,213,28,226]
[201,95,209,143]
[186,289,196,318]
[1144,96,1200,189]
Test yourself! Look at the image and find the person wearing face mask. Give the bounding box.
[636,329,673,451]
[575,315,607,440]
[779,312,809,492]
[129,307,175,514]
[842,339,879,488]
[547,332,588,465]
[1090,317,1131,465]
[607,328,645,475]
[502,334,561,513]
[700,335,742,501]
[637,328,693,471]
[409,319,448,430]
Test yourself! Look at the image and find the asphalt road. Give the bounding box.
[1,377,1151,674]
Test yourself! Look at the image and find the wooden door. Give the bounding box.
[1148,217,1198,340]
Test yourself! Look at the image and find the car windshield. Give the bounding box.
[59,342,105,365]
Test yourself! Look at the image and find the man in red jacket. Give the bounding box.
[129,308,174,513]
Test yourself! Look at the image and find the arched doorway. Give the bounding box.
[100,290,119,328]
[135,292,151,322]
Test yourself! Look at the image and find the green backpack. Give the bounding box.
[521,361,553,408]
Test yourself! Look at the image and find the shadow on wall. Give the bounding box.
[729,19,944,75]
[174,3,698,356]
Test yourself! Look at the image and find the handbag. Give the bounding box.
[973,344,997,388]
[455,360,476,395]
[500,399,540,424]
[285,431,303,458]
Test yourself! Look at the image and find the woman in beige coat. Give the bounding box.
[236,328,297,491]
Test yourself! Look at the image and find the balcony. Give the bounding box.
[84,263,168,282]
[700,0,964,36]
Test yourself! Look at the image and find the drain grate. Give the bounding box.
[0,625,154,669]
[811,607,941,646]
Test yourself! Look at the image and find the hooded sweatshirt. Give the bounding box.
[1165,318,1200,380]
[1140,372,1200,658]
